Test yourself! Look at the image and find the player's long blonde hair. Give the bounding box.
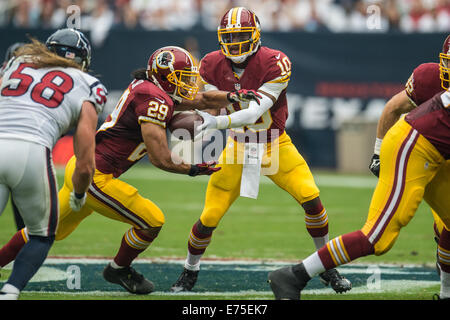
[14,38,82,70]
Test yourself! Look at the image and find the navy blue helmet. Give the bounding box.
[3,42,26,63]
[46,28,91,71]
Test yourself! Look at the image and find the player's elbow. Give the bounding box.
[246,110,262,125]
[148,153,171,171]
[75,159,95,180]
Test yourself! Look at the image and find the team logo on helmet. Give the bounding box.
[154,51,174,71]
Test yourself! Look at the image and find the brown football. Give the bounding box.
[168,111,204,140]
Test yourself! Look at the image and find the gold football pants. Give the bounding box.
[56,156,165,240]
[199,132,320,227]
[361,119,449,255]
[427,161,450,237]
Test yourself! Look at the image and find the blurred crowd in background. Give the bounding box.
[0,0,449,46]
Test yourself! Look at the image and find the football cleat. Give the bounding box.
[0,291,18,300]
[319,268,352,293]
[268,265,309,300]
[433,293,450,300]
[170,268,199,292]
[103,263,154,294]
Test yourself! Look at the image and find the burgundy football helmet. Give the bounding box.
[217,7,261,64]
[439,34,450,90]
[147,46,199,101]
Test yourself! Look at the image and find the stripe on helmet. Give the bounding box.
[231,7,239,25]
[236,7,243,26]
[172,46,195,69]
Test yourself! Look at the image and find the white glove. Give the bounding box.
[69,191,86,212]
[195,109,218,131]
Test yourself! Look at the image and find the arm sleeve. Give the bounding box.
[215,81,287,129]
[203,81,219,92]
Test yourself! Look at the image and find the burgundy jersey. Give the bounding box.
[95,79,175,177]
[405,62,444,106]
[200,46,291,142]
[405,91,450,159]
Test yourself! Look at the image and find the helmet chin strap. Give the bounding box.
[169,93,182,103]
[227,41,261,64]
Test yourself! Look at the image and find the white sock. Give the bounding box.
[185,251,202,271]
[441,270,450,298]
[302,251,326,278]
[110,261,124,269]
[1,283,20,295]
[313,234,329,250]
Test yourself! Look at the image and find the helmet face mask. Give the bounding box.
[167,68,199,100]
[148,46,199,101]
[439,35,450,90]
[217,7,261,64]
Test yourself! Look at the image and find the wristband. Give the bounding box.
[374,138,382,155]
[74,192,85,199]
[226,92,234,103]
[188,165,198,176]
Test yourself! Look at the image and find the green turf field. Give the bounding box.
[0,166,441,300]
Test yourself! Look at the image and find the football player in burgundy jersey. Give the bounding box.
[268,37,450,300]
[0,45,261,295]
[367,34,450,299]
[170,7,351,294]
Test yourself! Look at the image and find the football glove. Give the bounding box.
[69,191,86,212]
[369,154,380,177]
[227,89,262,105]
[195,109,218,131]
[189,160,221,176]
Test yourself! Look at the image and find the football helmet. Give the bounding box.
[217,7,261,64]
[147,46,199,101]
[46,28,91,72]
[439,34,450,90]
[3,42,26,63]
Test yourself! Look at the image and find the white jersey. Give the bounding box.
[0,56,107,149]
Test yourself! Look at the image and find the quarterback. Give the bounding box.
[0,45,260,294]
[171,7,351,294]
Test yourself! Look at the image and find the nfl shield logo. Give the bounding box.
[235,83,241,90]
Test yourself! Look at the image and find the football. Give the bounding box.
[168,111,204,139]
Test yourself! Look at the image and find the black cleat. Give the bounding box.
[432,293,450,300]
[268,265,309,300]
[103,263,154,294]
[171,268,199,292]
[319,268,352,293]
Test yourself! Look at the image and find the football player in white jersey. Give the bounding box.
[0,41,26,231]
[0,28,107,299]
